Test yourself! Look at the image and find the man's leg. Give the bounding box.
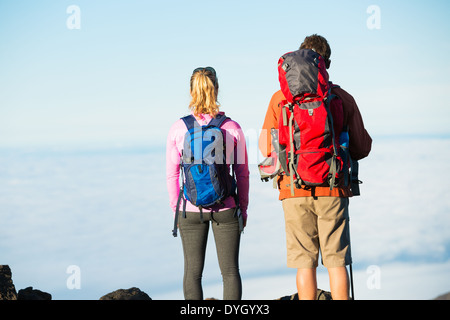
[297,267,317,300]
[316,197,352,300]
[328,266,349,300]
[282,198,320,300]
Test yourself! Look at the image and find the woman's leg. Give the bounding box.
[179,211,210,300]
[211,209,242,300]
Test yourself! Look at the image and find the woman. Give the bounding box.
[166,67,249,300]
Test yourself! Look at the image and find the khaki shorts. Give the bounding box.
[282,197,352,269]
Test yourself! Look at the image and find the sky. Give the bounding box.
[1,0,450,149]
[1,0,450,301]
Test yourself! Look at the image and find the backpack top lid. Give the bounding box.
[278,49,329,104]
[181,113,229,165]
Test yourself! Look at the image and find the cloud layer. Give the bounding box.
[1,137,449,299]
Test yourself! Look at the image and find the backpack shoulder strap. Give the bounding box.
[208,113,230,128]
[181,114,229,129]
[181,114,197,131]
[329,81,340,89]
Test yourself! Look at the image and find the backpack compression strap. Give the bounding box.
[324,90,339,190]
[283,103,302,196]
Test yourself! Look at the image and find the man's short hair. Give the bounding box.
[300,34,331,69]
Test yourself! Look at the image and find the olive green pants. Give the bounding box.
[179,208,242,300]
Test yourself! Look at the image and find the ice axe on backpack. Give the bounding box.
[258,128,288,187]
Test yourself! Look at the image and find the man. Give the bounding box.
[259,34,372,300]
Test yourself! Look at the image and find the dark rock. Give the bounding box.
[434,291,450,300]
[0,265,17,300]
[100,287,152,300]
[278,289,333,300]
[18,286,52,300]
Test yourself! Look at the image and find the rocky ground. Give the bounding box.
[1,265,448,300]
[0,264,152,300]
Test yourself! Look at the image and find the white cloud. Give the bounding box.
[0,137,449,300]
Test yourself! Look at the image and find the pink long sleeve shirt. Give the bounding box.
[166,111,249,218]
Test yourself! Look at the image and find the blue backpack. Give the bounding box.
[172,113,235,237]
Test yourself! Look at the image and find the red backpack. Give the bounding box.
[277,49,346,195]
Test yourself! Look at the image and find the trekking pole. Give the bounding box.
[348,214,355,300]
[349,263,355,300]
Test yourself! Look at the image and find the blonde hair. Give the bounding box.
[189,67,220,117]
